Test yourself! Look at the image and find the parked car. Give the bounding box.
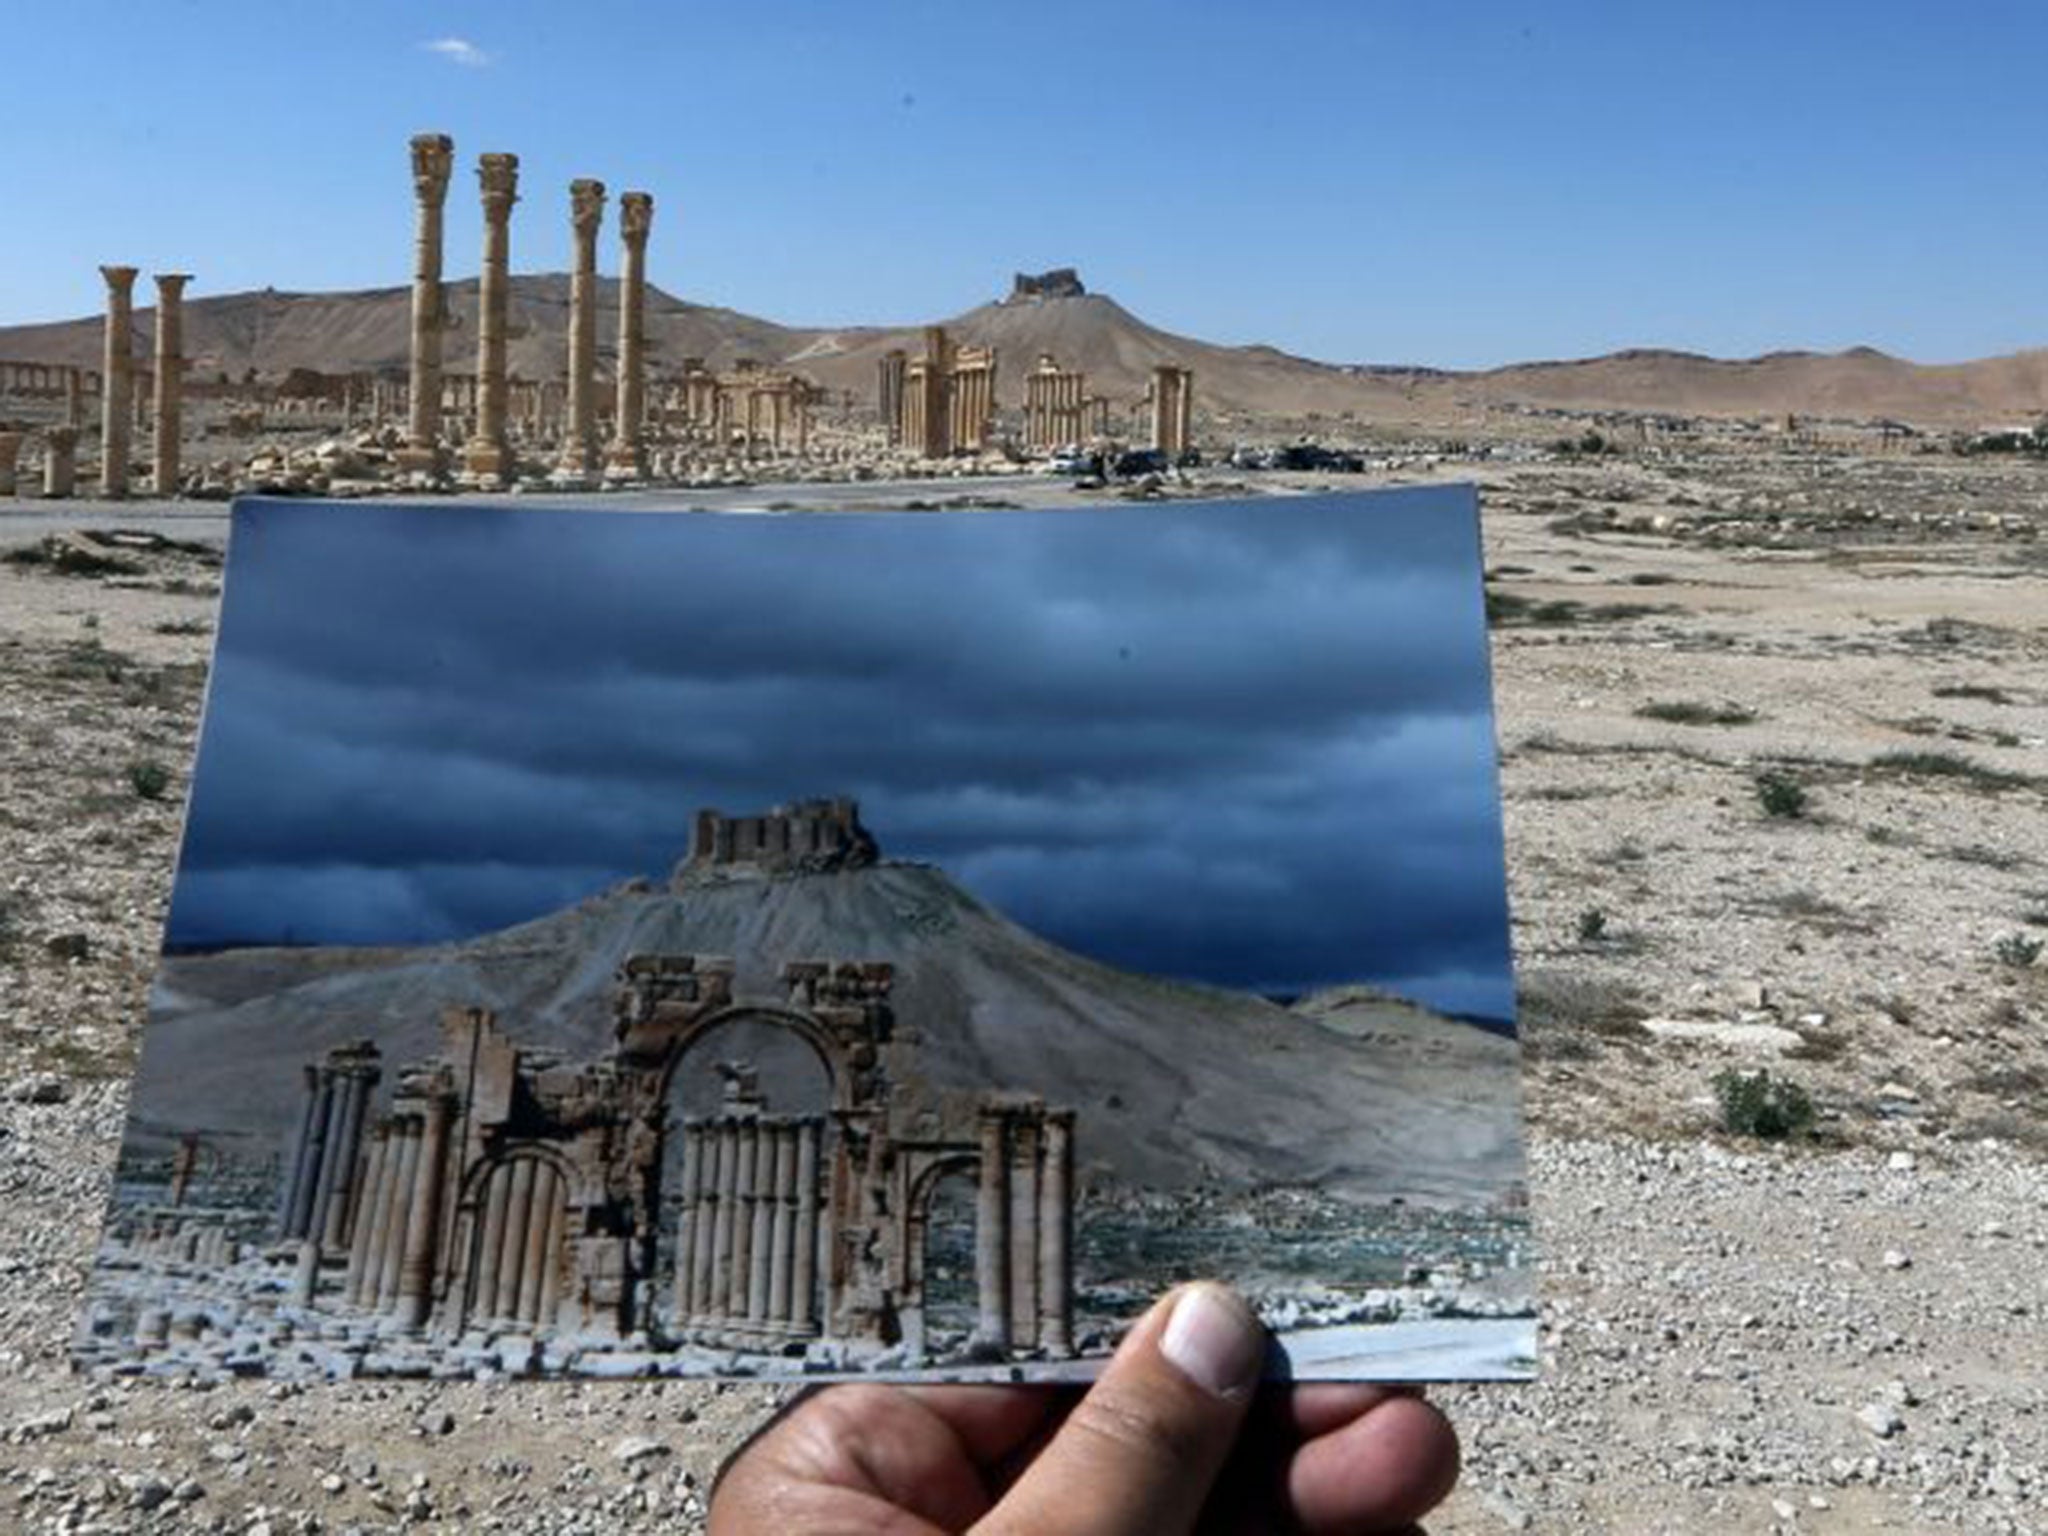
[1111,448,1170,478]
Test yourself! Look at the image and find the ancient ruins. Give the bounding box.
[0,135,1208,498]
[87,804,1080,1374]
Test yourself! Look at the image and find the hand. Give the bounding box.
[709,1282,1460,1534]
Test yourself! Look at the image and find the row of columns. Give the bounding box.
[950,346,996,452]
[467,1156,568,1333]
[276,1046,381,1251]
[1149,364,1195,457]
[128,1214,237,1268]
[91,266,191,497]
[339,1092,453,1329]
[974,1106,1074,1355]
[398,133,655,485]
[1026,356,1089,449]
[676,1114,824,1345]
[0,362,97,400]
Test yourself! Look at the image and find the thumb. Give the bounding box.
[978,1283,1266,1536]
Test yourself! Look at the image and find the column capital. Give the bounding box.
[410,133,455,205]
[153,272,192,297]
[477,152,520,213]
[618,191,654,242]
[569,178,606,235]
[100,265,139,295]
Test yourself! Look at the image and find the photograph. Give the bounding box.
[75,487,1535,1383]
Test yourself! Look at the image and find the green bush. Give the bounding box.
[1755,769,1809,820]
[127,760,172,801]
[1713,1069,1815,1140]
[1994,933,2043,968]
[1576,907,1608,943]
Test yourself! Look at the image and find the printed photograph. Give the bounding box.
[76,487,1533,1383]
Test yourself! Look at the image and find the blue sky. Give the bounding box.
[163,491,1516,1021]
[4,1,2042,367]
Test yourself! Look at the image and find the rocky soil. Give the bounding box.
[2,444,2045,1532]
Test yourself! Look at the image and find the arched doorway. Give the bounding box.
[656,1008,837,1349]
[458,1149,570,1333]
[900,1154,981,1361]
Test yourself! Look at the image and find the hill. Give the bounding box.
[133,859,1523,1208]
[5,275,2043,427]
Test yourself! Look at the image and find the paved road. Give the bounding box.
[0,475,1150,547]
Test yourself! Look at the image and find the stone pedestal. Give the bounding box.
[99,265,137,498]
[0,431,20,497]
[44,427,77,498]
[463,152,519,485]
[604,192,654,480]
[403,134,455,478]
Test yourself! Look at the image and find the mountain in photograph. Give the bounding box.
[138,846,1522,1209]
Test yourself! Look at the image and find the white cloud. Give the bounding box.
[421,37,491,68]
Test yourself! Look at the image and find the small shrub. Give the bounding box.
[1637,699,1757,727]
[1994,933,2043,969]
[127,760,171,801]
[1755,770,1809,820]
[1932,683,2012,705]
[152,617,212,637]
[1871,749,2024,790]
[1713,1069,1815,1140]
[1576,907,1608,943]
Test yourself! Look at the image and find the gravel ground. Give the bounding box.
[1,448,2044,1532]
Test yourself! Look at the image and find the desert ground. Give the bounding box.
[1,440,2044,1532]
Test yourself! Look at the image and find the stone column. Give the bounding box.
[768,1124,796,1326]
[711,1120,739,1319]
[320,1068,374,1253]
[0,431,22,497]
[1038,1112,1074,1356]
[463,152,519,485]
[606,191,654,479]
[394,1093,451,1330]
[346,1126,392,1305]
[286,1071,335,1241]
[492,1158,536,1324]
[375,1119,420,1311]
[689,1126,718,1325]
[517,1162,556,1325]
[277,1067,322,1232]
[1175,368,1193,455]
[99,265,137,498]
[474,1164,512,1325]
[535,1176,567,1329]
[401,134,455,475]
[1007,1118,1042,1344]
[560,179,604,479]
[975,1112,1011,1350]
[149,274,189,493]
[731,1124,758,1326]
[793,1119,820,1332]
[748,1126,775,1323]
[64,368,82,429]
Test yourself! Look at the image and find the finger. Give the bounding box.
[901,1384,1068,1469]
[1264,1382,1416,1439]
[710,1384,987,1535]
[979,1283,1267,1536]
[1284,1392,1461,1533]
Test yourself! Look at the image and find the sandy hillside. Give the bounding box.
[6,278,2047,427]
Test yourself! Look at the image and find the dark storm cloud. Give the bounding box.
[166,492,1515,1021]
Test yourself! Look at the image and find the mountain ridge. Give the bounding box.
[4,277,2042,427]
